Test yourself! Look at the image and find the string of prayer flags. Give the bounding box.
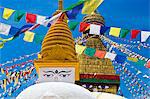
[109,27,121,37]
[120,29,130,38]
[79,22,90,32]
[82,0,104,14]
[69,21,79,31]
[3,8,15,20]
[75,44,86,54]
[89,24,101,35]
[26,13,37,23]
[36,15,46,25]
[94,50,106,58]
[131,29,140,39]
[14,11,25,22]
[84,47,96,57]
[23,31,35,42]
[104,52,117,61]
[0,23,11,36]
[141,31,150,42]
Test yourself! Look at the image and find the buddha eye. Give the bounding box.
[89,85,93,88]
[105,86,109,89]
[82,84,86,88]
[98,85,102,89]
[43,74,54,77]
[59,74,70,78]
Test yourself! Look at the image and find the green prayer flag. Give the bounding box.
[120,29,130,38]
[64,0,85,11]
[34,35,44,44]
[69,21,79,31]
[14,11,25,22]
[136,60,146,66]
[84,48,96,57]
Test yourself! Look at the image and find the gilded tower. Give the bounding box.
[76,13,120,94]
[34,0,79,83]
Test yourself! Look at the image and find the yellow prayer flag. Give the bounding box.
[127,57,138,62]
[82,0,104,14]
[109,27,121,37]
[75,45,86,54]
[3,8,15,20]
[23,31,35,42]
[14,77,19,86]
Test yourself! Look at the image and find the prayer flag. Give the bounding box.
[23,31,35,42]
[109,27,121,37]
[127,57,138,62]
[66,3,83,19]
[89,24,101,35]
[120,29,130,38]
[43,12,62,26]
[131,29,140,39]
[136,60,146,66]
[9,26,19,36]
[115,55,127,64]
[79,22,90,32]
[3,8,15,20]
[36,15,46,25]
[26,13,37,23]
[100,26,110,35]
[75,45,86,54]
[82,0,104,14]
[0,23,11,36]
[34,35,44,44]
[146,61,150,68]
[94,50,106,58]
[104,52,117,60]
[69,21,79,30]
[84,48,96,57]
[141,31,150,42]
[14,11,25,22]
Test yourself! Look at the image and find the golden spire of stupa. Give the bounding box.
[40,0,77,61]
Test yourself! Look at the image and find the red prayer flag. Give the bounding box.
[146,61,150,68]
[94,50,106,58]
[26,13,37,23]
[79,22,90,32]
[131,29,140,39]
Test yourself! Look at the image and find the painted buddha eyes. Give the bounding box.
[43,74,54,77]
[98,85,109,89]
[59,74,71,77]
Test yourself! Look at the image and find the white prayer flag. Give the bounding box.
[104,52,117,60]
[89,24,101,35]
[0,23,11,36]
[36,15,46,25]
[43,12,62,26]
[141,31,150,42]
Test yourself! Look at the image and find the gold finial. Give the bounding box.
[58,0,63,10]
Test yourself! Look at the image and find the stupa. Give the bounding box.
[76,12,120,94]
[34,0,79,83]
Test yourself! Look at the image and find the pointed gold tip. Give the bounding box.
[58,0,63,10]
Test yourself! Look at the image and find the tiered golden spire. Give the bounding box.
[40,0,77,61]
